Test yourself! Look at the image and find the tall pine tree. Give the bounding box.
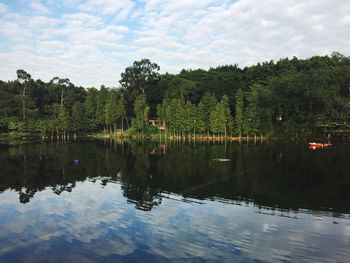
[235,89,244,138]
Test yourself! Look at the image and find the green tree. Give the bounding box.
[71,101,84,138]
[104,90,118,132]
[235,89,244,137]
[169,96,186,136]
[221,95,233,136]
[16,69,31,120]
[244,84,262,138]
[50,77,71,106]
[198,92,217,134]
[156,96,171,136]
[57,105,69,139]
[183,100,195,135]
[96,85,109,131]
[132,94,150,134]
[120,59,160,97]
[84,88,98,130]
[116,95,126,131]
[210,102,226,135]
[195,103,206,135]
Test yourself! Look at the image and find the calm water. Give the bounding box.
[0,140,350,262]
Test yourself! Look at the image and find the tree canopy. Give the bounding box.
[1,53,350,139]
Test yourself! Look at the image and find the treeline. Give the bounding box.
[152,86,266,139]
[1,53,350,139]
[0,73,127,139]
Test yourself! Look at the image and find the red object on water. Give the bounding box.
[309,142,332,149]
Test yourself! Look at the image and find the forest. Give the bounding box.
[0,52,350,140]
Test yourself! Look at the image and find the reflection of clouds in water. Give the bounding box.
[0,181,136,257]
[132,195,350,262]
[132,197,242,261]
[0,190,20,205]
[262,223,278,233]
[1,182,350,262]
[82,234,135,257]
[344,226,350,236]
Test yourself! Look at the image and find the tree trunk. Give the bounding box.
[60,91,64,106]
[126,117,130,129]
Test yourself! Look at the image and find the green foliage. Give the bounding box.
[57,105,69,134]
[235,89,244,137]
[184,100,196,133]
[104,90,119,129]
[198,92,217,133]
[116,96,126,119]
[83,88,98,130]
[16,69,31,83]
[120,59,160,102]
[164,77,199,102]
[95,85,109,127]
[210,102,226,134]
[71,102,84,133]
[244,84,262,136]
[1,54,350,138]
[210,95,233,135]
[221,95,234,135]
[4,118,50,135]
[8,120,27,132]
[132,94,150,133]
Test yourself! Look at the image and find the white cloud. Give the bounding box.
[0,20,33,40]
[0,0,350,87]
[79,0,135,19]
[62,13,104,28]
[0,2,9,13]
[29,0,51,14]
[28,16,59,28]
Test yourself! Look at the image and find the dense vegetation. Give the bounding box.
[1,53,350,139]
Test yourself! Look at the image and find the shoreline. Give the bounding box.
[1,131,344,144]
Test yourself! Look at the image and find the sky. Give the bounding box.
[0,0,349,87]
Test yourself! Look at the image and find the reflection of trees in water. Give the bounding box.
[0,141,127,203]
[122,185,162,211]
[1,141,350,213]
[117,141,236,210]
[120,141,162,211]
[19,187,36,203]
[52,183,75,195]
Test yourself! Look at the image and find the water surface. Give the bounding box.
[0,141,349,262]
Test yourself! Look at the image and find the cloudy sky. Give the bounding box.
[0,0,349,87]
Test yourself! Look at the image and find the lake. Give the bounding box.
[0,140,349,262]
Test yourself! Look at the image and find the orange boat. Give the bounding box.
[309,142,332,149]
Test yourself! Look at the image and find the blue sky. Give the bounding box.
[0,0,349,87]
